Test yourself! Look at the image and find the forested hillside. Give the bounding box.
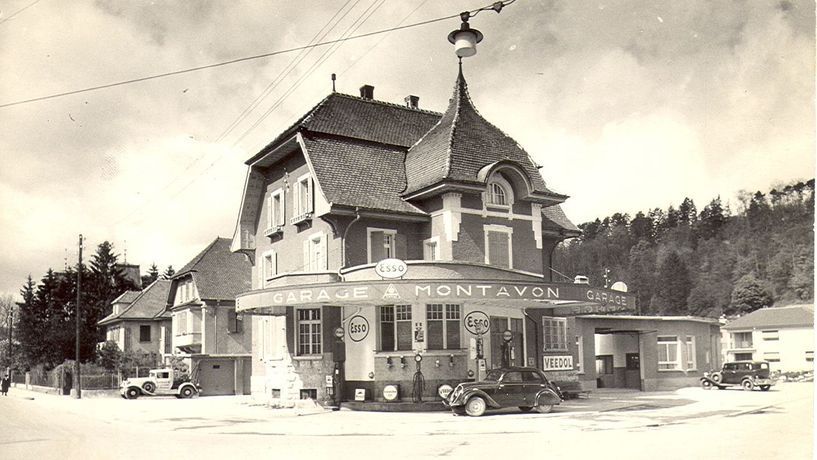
[554,180,814,318]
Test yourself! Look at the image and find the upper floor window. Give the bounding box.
[139,325,151,342]
[227,310,243,334]
[304,232,327,271]
[485,174,514,208]
[267,189,284,228]
[484,224,513,269]
[294,174,313,217]
[367,228,396,263]
[731,331,753,349]
[423,237,439,261]
[263,250,277,281]
[761,330,779,341]
[177,280,196,304]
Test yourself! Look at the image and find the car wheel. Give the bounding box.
[518,406,533,412]
[536,400,554,414]
[126,388,140,399]
[710,372,722,383]
[741,379,754,391]
[760,385,771,391]
[180,386,195,399]
[464,396,486,417]
[142,382,156,394]
[701,380,712,390]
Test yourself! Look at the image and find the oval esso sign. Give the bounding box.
[348,315,369,342]
[374,258,408,279]
[464,311,490,335]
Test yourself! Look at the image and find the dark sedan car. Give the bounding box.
[444,367,563,417]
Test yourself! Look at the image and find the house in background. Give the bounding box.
[722,304,814,372]
[98,279,172,368]
[166,237,253,396]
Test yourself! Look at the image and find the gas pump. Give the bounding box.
[332,326,345,407]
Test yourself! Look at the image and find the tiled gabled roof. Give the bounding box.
[98,280,171,326]
[542,205,580,234]
[175,237,251,300]
[403,67,553,196]
[723,304,815,330]
[112,290,140,305]
[302,134,425,216]
[246,93,441,165]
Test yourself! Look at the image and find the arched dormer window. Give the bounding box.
[485,174,514,209]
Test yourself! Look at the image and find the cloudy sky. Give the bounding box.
[0,0,813,298]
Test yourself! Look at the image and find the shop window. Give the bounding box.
[294,174,313,217]
[367,228,396,263]
[484,224,513,269]
[300,389,317,400]
[685,336,696,370]
[227,310,242,334]
[657,336,680,370]
[734,352,753,361]
[426,304,461,350]
[139,325,151,342]
[296,308,322,356]
[595,355,613,375]
[303,232,327,272]
[267,188,284,229]
[542,317,567,351]
[379,305,412,351]
[761,330,779,341]
[806,351,814,362]
[762,352,780,362]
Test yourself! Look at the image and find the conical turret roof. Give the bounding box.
[403,65,559,198]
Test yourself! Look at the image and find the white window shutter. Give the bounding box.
[320,234,328,270]
[307,177,314,212]
[272,250,278,275]
[303,239,310,271]
[267,194,272,229]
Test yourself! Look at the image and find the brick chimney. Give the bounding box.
[359,84,374,100]
[404,95,419,109]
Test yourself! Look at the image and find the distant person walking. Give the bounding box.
[1,374,10,395]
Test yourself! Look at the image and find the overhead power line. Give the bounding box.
[0,11,457,109]
[0,0,516,109]
[0,0,44,26]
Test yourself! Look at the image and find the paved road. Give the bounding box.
[0,382,811,459]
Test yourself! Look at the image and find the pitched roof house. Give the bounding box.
[166,237,252,395]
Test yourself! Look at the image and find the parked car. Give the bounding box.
[120,368,200,399]
[701,360,775,391]
[444,367,563,417]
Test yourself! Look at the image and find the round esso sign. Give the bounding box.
[464,311,490,335]
[348,315,369,342]
[374,258,408,279]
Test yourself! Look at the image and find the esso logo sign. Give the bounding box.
[437,384,453,399]
[348,316,369,342]
[464,311,490,335]
[383,384,399,401]
[375,258,408,279]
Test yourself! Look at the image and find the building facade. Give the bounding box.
[231,68,716,406]
[722,304,814,373]
[98,280,172,368]
[166,237,253,395]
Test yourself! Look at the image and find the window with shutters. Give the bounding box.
[267,188,284,229]
[484,224,513,269]
[426,304,461,350]
[262,250,277,281]
[379,305,412,351]
[367,228,396,263]
[291,174,313,224]
[303,232,327,272]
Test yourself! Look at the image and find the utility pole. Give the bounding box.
[75,234,83,399]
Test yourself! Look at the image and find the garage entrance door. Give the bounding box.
[198,359,235,396]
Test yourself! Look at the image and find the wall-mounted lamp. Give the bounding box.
[467,369,475,378]
[435,359,440,368]
[368,371,375,379]
[400,355,406,369]
[449,354,455,367]
[386,356,393,368]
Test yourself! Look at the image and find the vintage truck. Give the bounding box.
[120,368,201,399]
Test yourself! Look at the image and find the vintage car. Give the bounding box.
[701,360,775,391]
[120,368,200,399]
[444,367,563,417]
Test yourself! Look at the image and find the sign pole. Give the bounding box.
[74,234,82,399]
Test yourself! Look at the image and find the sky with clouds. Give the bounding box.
[0,0,813,298]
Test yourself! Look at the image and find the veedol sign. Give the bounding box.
[237,280,635,313]
[543,355,574,371]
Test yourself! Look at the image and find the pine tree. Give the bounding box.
[651,251,691,315]
[141,263,160,286]
[162,265,176,279]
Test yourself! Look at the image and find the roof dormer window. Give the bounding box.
[485,173,514,209]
